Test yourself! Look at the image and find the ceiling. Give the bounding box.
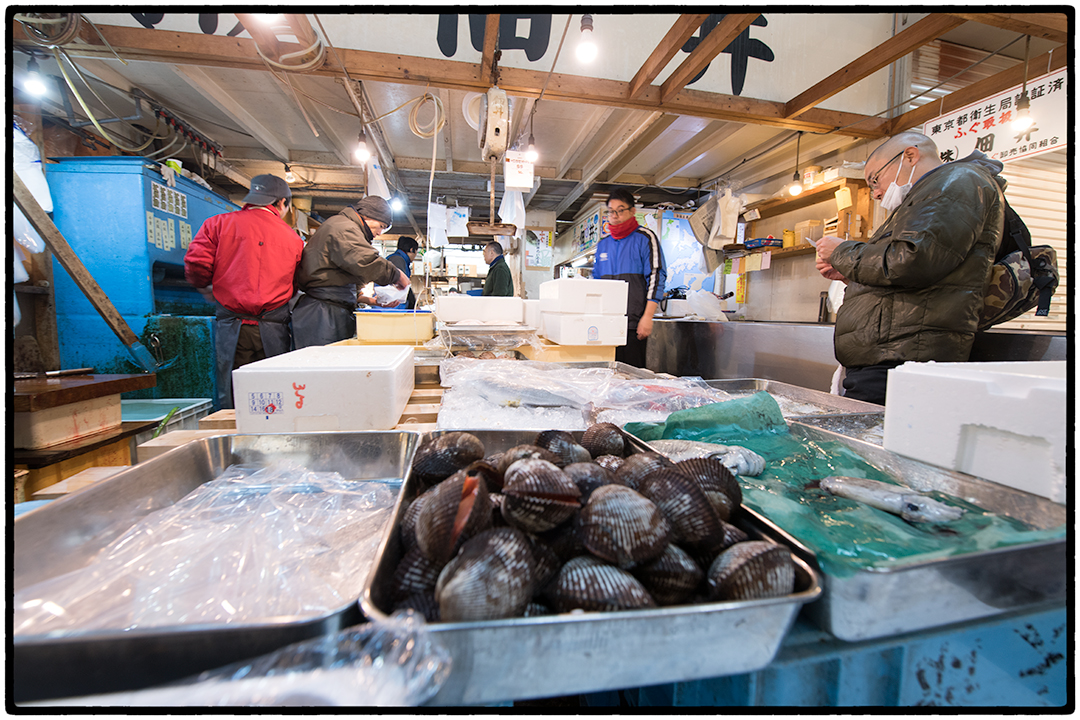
[11,11,1068,244]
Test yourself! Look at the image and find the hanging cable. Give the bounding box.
[57,47,169,141]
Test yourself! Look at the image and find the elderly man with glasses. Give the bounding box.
[292,195,410,348]
[592,187,666,368]
[813,131,1007,405]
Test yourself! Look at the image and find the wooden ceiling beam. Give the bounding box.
[602,114,680,183]
[15,21,888,138]
[653,121,743,185]
[480,14,500,85]
[783,14,966,119]
[627,14,710,100]
[943,12,1069,44]
[888,46,1067,134]
[659,14,760,104]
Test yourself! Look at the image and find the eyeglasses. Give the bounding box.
[868,150,904,191]
[605,206,632,218]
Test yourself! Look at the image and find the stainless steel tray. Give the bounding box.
[789,412,886,445]
[751,422,1067,641]
[13,431,419,703]
[361,429,821,705]
[704,378,883,418]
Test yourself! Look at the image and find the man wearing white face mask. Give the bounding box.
[813,131,1006,404]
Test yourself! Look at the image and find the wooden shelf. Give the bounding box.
[745,177,873,242]
[753,245,817,259]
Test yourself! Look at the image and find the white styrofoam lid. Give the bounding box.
[234,345,413,371]
[893,360,1064,380]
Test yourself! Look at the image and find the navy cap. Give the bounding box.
[243,174,291,206]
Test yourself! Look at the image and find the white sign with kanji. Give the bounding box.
[923,68,1066,164]
[503,150,534,190]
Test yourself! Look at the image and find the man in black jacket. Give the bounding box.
[482,241,514,296]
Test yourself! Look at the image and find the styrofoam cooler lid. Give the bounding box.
[891,360,1065,390]
[235,345,414,371]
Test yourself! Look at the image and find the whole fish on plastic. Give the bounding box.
[819,476,966,523]
[647,439,765,476]
[470,375,584,408]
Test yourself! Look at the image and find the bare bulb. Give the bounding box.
[23,57,46,97]
[525,135,538,163]
[576,33,598,63]
[284,167,296,183]
[354,141,371,163]
[390,197,403,212]
[1012,112,1034,132]
[789,183,804,197]
[258,14,283,24]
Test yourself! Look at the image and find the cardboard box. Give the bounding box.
[883,361,1066,503]
[539,278,628,315]
[541,312,627,346]
[232,346,415,433]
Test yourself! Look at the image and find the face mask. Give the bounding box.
[880,161,917,212]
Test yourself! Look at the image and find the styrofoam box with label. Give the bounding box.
[539,278,628,315]
[232,346,414,433]
[883,360,1066,503]
[541,312,627,346]
[434,295,524,324]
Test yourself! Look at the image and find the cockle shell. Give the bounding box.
[692,520,750,569]
[523,602,553,617]
[639,468,725,551]
[562,462,618,503]
[632,544,704,606]
[546,556,657,613]
[501,458,582,533]
[581,423,625,459]
[392,591,440,623]
[706,540,796,602]
[616,452,673,492]
[435,527,536,622]
[576,484,671,569]
[595,454,625,474]
[399,492,431,551]
[463,459,503,494]
[497,444,561,475]
[411,432,485,486]
[534,430,592,467]
[526,534,564,593]
[389,545,445,602]
[415,467,493,565]
[672,457,742,520]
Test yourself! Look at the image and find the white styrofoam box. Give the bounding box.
[660,299,689,318]
[232,346,414,433]
[539,278,628,315]
[541,312,627,346]
[883,361,1066,503]
[434,295,524,324]
[15,394,122,449]
[523,299,543,333]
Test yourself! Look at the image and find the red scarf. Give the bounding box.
[608,216,639,239]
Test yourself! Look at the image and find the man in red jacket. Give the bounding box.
[185,174,303,409]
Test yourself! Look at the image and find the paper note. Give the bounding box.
[735,274,748,304]
[731,257,742,274]
[835,186,853,211]
[760,251,771,270]
[723,259,732,274]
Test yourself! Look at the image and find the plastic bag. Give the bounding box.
[30,611,451,707]
[686,289,726,321]
[374,283,409,307]
[14,462,398,636]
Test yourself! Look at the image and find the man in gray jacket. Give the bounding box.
[815,131,1004,404]
[292,196,409,347]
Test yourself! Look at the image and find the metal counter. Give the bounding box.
[647,319,1066,390]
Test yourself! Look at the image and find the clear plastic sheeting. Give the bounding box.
[428,324,543,353]
[14,462,399,636]
[435,358,736,430]
[29,611,451,707]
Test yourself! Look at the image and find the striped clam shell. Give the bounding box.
[435,527,536,622]
[576,484,671,569]
[523,601,553,618]
[534,430,592,467]
[562,461,618,503]
[415,466,493,565]
[547,556,657,613]
[691,520,749,570]
[411,432,485,486]
[525,534,564,593]
[632,544,704,606]
[497,444,562,475]
[392,591,440,623]
[501,458,582,533]
[706,540,796,602]
[616,452,673,492]
[581,423,625,459]
[389,545,445,603]
[595,454,626,473]
[399,492,432,552]
[536,521,587,564]
[639,468,725,551]
[464,459,503,493]
[672,457,742,521]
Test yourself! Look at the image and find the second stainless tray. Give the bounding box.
[704,378,883,418]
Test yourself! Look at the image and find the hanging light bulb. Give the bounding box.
[23,55,46,97]
[258,14,283,25]
[1012,36,1035,132]
[525,133,539,163]
[284,164,296,183]
[788,131,804,196]
[577,14,598,63]
[354,130,371,163]
[390,197,403,212]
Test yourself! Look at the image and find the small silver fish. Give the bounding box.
[819,476,965,523]
[647,439,765,476]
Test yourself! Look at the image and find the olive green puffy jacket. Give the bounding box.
[830,155,1004,368]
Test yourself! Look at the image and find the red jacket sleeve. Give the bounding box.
[184,216,218,288]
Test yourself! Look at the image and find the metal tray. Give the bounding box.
[361,429,821,705]
[704,378,884,418]
[752,421,1067,642]
[13,431,419,703]
[789,412,886,445]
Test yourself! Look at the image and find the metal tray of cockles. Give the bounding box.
[703,378,884,419]
[740,421,1067,642]
[12,431,419,703]
[362,429,821,705]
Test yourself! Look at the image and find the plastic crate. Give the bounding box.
[121,398,212,447]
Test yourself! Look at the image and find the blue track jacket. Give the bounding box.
[593,226,666,327]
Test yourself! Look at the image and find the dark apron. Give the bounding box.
[291,285,358,349]
[215,301,292,410]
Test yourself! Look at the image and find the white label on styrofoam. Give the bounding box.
[248,392,284,416]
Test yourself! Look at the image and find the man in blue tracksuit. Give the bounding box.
[592,187,666,368]
[386,236,418,309]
